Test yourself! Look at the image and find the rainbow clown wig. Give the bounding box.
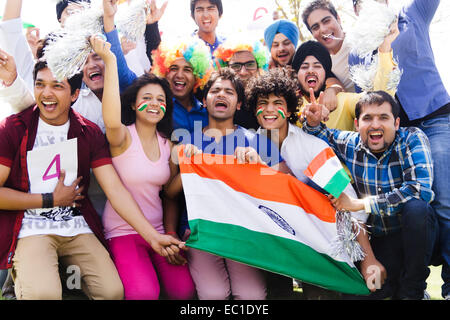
[214,36,270,72]
[151,38,214,92]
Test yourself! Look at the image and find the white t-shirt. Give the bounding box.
[331,37,355,93]
[260,123,367,222]
[19,118,93,239]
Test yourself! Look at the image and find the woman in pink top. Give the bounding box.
[91,36,195,300]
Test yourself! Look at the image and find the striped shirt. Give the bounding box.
[304,123,434,236]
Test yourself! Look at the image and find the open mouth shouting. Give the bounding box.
[368,130,384,144]
[173,81,187,91]
[88,71,103,82]
[41,100,58,112]
[214,99,228,111]
[305,74,319,89]
[201,19,212,28]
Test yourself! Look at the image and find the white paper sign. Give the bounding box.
[27,138,78,194]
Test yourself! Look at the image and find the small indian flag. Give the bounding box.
[179,147,369,295]
[304,147,351,198]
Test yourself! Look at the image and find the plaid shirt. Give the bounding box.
[304,123,434,236]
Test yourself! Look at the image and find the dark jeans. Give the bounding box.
[416,113,450,297]
[346,199,438,300]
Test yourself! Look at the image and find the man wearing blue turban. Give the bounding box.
[264,20,299,68]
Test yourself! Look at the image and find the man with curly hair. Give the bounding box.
[246,68,386,299]
[151,39,214,133]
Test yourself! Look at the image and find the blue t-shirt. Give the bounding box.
[348,0,450,121]
[172,97,208,135]
[189,126,282,166]
[178,126,283,237]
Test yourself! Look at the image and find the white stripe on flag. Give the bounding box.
[311,156,342,187]
[182,173,353,266]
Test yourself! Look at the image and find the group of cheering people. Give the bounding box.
[0,0,448,301]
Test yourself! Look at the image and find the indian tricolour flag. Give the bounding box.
[304,147,351,198]
[179,150,369,295]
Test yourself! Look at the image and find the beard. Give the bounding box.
[299,82,327,98]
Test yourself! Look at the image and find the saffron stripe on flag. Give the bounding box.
[304,147,351,198]
[179,151,336,223]
[304,147,336,177]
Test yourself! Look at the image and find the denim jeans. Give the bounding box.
[353,199,438,300]
[417,113,450,297]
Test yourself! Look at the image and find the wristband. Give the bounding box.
[166,231,177,236]
[42,193,54,208]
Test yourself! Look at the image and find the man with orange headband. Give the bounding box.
[214,36,270,130]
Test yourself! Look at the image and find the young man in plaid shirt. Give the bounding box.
[303,90,438,300]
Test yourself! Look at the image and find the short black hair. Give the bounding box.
[355,91,400,120]
[56,0,91,22]
[245,67,299,124]
[203,68,245,105]
[33,60,83,95]
[121,73,174,140]
[190,0,223,19]
[302,0,339,31]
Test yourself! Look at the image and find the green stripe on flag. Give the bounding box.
[186,219,370,295]
[324,168,351,198]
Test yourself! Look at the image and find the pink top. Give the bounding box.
[103,124,171,239]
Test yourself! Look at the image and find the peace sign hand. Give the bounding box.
[304,88,325,127]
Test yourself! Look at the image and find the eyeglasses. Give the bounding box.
[229,61,258,72]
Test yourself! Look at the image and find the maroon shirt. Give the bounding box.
[0,106,111,269]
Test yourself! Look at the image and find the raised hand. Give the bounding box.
[304,88,324,127]
[52,170,85,208]
[0,49,17,87]
[103,0,118,32]
[120,36,137,55]
[25,27,40,60]
[103,0,118,18]
[146,0,168,24]
[379,18,400,53]
[89,35,113,61]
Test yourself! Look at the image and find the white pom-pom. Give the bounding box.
[386,64,403,92]
[43,2,104,81]
[347,0,397,58]
[350,58,378,92]
[330,210,366,262]
[115,0,148,42]
[350,54,402,92]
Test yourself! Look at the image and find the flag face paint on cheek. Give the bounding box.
[137,101,148,112]
[277,108,286,119]
[160,103,166,114]
[256,106,264,116]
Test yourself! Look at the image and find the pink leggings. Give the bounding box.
[108,233,195,300]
